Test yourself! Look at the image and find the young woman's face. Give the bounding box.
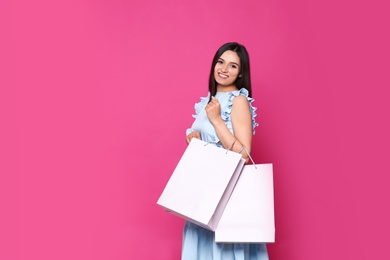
[214,50,241,91]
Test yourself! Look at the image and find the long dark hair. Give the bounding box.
[208,42,252,98]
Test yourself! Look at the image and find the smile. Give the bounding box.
[218,73,228,79]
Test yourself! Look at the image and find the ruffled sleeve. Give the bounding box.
[221,88,259,134]
[186,93,210,136]
[193,93,210,118]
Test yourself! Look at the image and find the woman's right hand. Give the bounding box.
[186,131,201,144]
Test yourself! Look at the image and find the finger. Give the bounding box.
[210,98,219,105]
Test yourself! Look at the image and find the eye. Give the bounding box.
[230,64,238,69]
[217,59,224,64]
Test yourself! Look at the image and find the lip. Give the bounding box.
[218,72,228,79]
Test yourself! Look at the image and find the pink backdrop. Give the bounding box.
[1,0,389,259]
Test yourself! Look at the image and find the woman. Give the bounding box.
[182,42,268,259]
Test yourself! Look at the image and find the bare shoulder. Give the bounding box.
[232,95,250,108]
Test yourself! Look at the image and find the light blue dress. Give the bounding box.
[183,88,268,260]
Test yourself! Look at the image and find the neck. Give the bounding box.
[216,85,238,92]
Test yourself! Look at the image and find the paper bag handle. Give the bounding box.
[204,138,237,154]
[204,139,257,169]
[239,145,257,169]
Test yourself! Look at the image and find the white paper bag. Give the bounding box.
[157,138,245,231]
[215,163,275,243]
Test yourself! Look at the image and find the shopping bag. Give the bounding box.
[215,163,275,243]
[157,138,245,231]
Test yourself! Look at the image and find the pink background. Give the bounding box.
[1,0,389,259]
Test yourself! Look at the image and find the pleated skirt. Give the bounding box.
[182,221,269,260]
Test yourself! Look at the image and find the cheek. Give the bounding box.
[213,67,219,76]
[231,70,240,79]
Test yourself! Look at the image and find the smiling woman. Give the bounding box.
[183,42,267,260]
[214,51,242,91]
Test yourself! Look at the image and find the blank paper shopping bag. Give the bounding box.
[215,163,275,243]
[157,138,245,231]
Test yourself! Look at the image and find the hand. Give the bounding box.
[186,131,201,144]
[205,96,222,125]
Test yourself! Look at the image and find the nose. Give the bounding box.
[222,64,229,72]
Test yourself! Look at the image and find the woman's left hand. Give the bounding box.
[205,96,222,125]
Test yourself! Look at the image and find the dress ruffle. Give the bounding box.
[193,93,210,118]
[221,88,259,134]
[186,94,211,136]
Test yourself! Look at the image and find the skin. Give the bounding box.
[186,50,253,163]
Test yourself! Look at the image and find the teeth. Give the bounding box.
[219,73,228,78]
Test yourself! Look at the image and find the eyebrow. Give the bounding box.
[218,58,240,67]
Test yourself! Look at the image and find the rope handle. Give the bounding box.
[241,145,257,169]
[204,139,256,169]
[204,139,237,154]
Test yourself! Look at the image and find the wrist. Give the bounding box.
[211,117,224,127]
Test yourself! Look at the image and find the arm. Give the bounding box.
[186,131,201,144]
[206,96,253,163]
